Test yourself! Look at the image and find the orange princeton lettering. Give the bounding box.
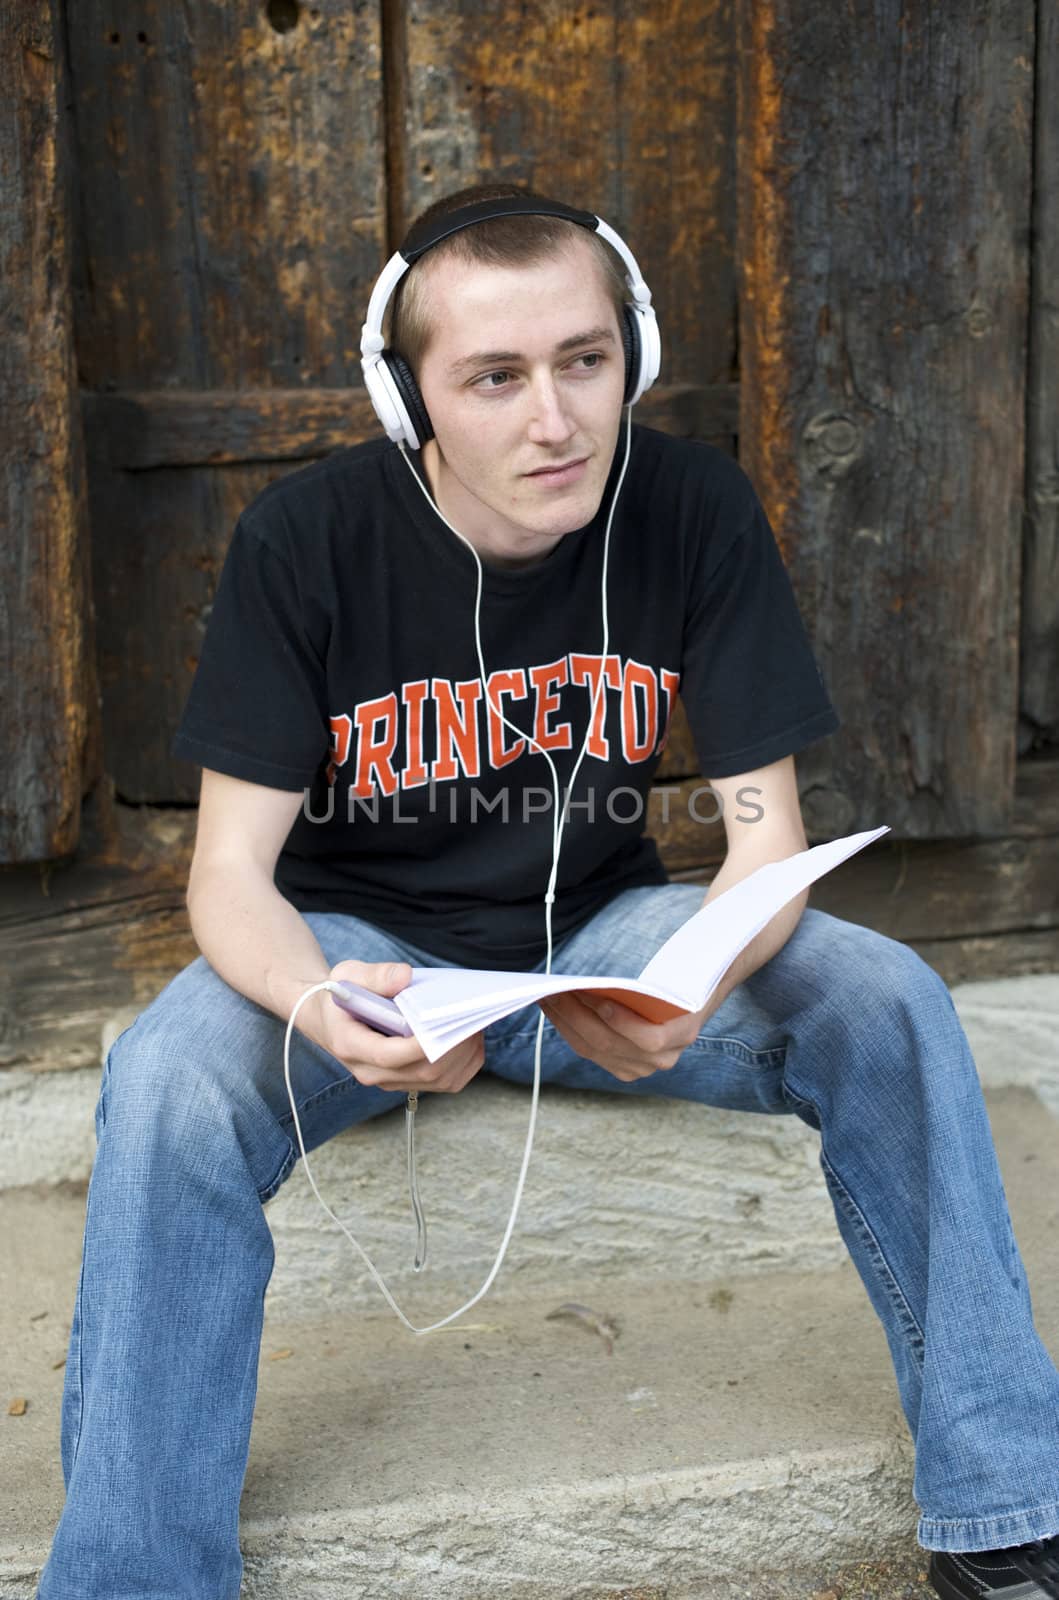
[622,659,658,763]
[350,694,399,797]
[529,658,573,751]
[402,680,430,788]
[485,669,528,768]
[432,678,483,781]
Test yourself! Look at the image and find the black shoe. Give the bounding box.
[929,1536,1059,1599]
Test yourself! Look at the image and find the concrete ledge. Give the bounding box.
[0,1183,921,1599]
[3,977,1058,1320]
[3,1085,1057,1599]
[264,1080,840,1317]
[950,973,1059,1114]
[0,1066,100,1189]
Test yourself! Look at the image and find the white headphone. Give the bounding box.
[359,195,662,449]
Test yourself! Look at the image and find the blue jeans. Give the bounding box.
[38,891,1059,1597]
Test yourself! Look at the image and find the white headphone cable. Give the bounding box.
[282,405,633,1336]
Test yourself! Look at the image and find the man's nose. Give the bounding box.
[526,373,576,445]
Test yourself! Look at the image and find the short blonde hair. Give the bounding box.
[389,183,629,377]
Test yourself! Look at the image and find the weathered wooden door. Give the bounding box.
[3,0,1056,866]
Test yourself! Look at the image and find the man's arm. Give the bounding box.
[186,768,485,1093]
[186,769,335,1031]
[694,752,809,1017]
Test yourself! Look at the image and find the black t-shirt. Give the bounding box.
[171,425,839,968]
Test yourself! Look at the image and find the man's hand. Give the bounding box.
[305,959,485,1095]
[538,989,715,1083]
[538,754,809,1083]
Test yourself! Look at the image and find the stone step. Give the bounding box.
[2,976,1057,1306]
[2,1081,1057,1599]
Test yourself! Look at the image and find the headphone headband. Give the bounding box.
[400,197,600,263]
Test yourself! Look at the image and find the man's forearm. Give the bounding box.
[186,861,334,1031]
[699,849,809,1018]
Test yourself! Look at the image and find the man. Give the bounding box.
[38,184,1059,1600]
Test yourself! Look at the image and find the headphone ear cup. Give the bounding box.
[620,306,639,405]
[388,352,434,448]
[624,301,661,405]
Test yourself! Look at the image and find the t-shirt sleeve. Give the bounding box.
[680,486,840,778]
[170,514,330,790]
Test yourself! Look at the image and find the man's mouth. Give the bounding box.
[525,457,589,485]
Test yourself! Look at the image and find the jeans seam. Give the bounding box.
[492,1025,785,1069]
[783,1078,926,1362]
[71,1061,115,1473]
[258,1138,296,1204]
[276,1073,356,1128]
[919,1496,1059,1535]
[822,1148,927,1360]
[67,1164,100,1479]
[685,1035,787,1069]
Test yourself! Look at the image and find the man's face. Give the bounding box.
[414,236,627,569]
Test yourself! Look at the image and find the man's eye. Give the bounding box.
[577,352,602,369]
[476,370,511,388]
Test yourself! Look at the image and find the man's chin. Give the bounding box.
[521,477,609,536]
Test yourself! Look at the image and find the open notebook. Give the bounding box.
[330,826,890,1061]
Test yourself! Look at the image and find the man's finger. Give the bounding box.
[552,991,664,1058]
[541,1000,636,1079]
[577,993,675,1055]
[331,958,413,992]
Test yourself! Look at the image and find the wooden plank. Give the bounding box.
[804,831,1059,945]
[64,0,389,800]
[910,929,1059,989]
[87,460,310,802]
[2,761,1054,1074]
[392,0,736,392]
[0,1,101,864]
[0,781,197,1070]
[736,0,1034,840]
[1020,0,1059,751]
[81,382,740,470]
[65,2,386,391]
[663,754,1059,880]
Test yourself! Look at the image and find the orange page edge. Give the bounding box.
[584,987,693,1025]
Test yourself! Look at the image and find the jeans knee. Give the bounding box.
[853,926,951,1015]
[785,914,963,1095]
[830,923,967,1088]
[98,979,280,1174]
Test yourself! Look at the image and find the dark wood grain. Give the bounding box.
[0,0,101,865]
[736,0,1035,841]
[63,0,389,801]
[86,458,310,802]
[1021,0,1059,753]
[393,0,737,393]
[65,2,386,392]
[910,929,1059,988]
